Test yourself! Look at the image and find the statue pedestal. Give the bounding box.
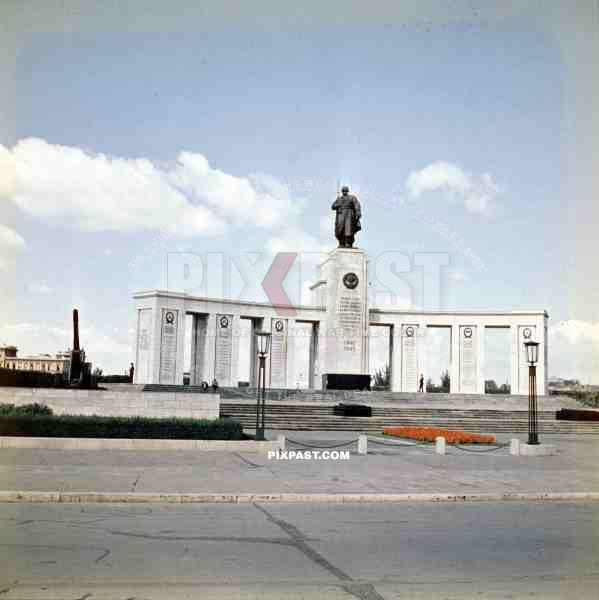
[311,247,370,390]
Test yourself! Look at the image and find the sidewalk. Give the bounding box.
[1,432,599,499]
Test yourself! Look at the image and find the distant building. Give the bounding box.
[0,346,71,374]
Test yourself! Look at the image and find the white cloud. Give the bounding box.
[26,282,53,295]
[549,320,599,384]
[0,138,302,238]
[406,161,500,216]
[0,223,25,250]
[0,223,26,270]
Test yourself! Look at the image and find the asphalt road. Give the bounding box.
[1,501,598,599]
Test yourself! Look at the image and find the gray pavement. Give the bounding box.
[1,501,598,599]
[1,432,599,496]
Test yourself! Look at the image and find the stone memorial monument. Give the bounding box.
[133,184,548,396]
[311,186,370,390]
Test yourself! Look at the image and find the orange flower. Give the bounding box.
[383,426,496,444]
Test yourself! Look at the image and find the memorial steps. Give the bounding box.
[219,403,599,434]
[139,385,597,433]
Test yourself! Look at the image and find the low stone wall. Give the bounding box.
[0,386,220,420]
[0,437,276,452]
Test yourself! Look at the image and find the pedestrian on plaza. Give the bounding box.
[418,373,424,393]
[212,378,219,393]
[129,362,135,383]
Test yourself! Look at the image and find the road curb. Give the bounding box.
[1,491,599,504]
[0,436,280,452]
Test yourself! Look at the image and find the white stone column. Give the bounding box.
[269,317,290,389]
[537,314,548,396]
[390,323,402,392]
[457,324,478,394]
[310,322,321,390]
[214,313,234,386]
[189,314,200,385]
[148,295,163,384]
[157,305,180,385]
[515,324,538,395]
[449,322,460,393]
[476,323,485,394]
[286,318,296,390]
[401,324,419,392]
[203,313,217,384]
[510,324,519,395]
[134,307,153,384]
[175,307,186,385]
[231,314,242,388]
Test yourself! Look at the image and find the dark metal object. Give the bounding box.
[70,309,82,383]
[254,330,271,442]
[332,186,362,248]
[256,355,266,441]
[528,364,539,445]
[524,340,539,446]
[333,403,372,417]
[524,340,540,445]
[322,373,371,391]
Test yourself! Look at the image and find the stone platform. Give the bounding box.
[0,385,220,419]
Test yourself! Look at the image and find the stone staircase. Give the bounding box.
[138,384,596,434]
[142,384,214,394]
[219,387,570,405]
[219,402,599,434]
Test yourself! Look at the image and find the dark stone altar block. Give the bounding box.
[333,403,372,417]
[322,373,371,391]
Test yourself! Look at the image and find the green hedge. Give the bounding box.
[0,414,243,440]
[0,403,53,416]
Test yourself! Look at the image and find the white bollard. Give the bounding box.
[358,434,368,455]
[277,434,286,451]
[510,438,520,456]
[435,436,446,455]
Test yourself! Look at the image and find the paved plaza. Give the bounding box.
[1,432,598,497]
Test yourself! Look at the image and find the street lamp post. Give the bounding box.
[254,329,271,441]
[524,340,540,445]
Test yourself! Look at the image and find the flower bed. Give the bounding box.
[383,426,496,444]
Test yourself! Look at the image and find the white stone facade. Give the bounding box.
[133,249,548,395]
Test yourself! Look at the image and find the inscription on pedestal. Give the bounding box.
[214,314,233,383]
[336,296,362,330]
[159,309,178,384]
[270,318,288,388]
[459,325,477,393]
[402,325,418,392]
[320,248,369,377]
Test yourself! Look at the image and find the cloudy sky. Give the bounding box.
[0,1,598,384]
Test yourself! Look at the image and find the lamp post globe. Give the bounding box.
[525,340,539,366]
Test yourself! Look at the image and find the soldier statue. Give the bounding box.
[332,185,362,248]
